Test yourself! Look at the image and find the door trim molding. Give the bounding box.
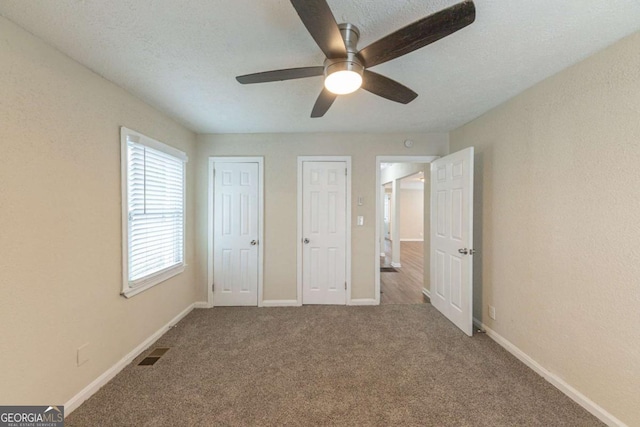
[208,157,264,308]
[297,156,352,306]
[375,156,439,305]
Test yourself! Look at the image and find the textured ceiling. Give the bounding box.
[1,0,639,134]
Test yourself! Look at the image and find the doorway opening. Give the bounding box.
[375,156,438,305]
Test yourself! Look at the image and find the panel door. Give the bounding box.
[213,162,259,306]
[430,148,474,336]
[302,161,347,305]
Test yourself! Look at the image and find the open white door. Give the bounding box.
[213,162,259,306]
[430,147,474,336]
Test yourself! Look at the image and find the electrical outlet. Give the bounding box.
[489,305,496,320]
[77,343,90,367]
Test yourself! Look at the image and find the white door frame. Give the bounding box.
[297,156,352,306]
[375,155,439,305]
[208,157,264,307]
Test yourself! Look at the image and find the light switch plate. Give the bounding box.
[357,216,364,226]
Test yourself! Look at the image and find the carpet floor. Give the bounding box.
[66,305,602,426]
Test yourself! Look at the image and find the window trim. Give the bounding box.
[120,127,188,298]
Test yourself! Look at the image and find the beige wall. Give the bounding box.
[399,188,424,240]
[196,134,448,301]
[450,31,640,425]
[0,17,198,406]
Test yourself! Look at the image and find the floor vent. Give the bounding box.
[138,347,170,366]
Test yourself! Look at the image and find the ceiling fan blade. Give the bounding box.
[361,71,418,104]
[290,0,347,59]
[236,66,324,84]
[357,0,476,68]
[311,88,337,118]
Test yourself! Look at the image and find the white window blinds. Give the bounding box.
[122,128,187,296]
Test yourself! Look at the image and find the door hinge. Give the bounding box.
[345,282,347,290]
[345,168,347,176]
[212,282,215,292]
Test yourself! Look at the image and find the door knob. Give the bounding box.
[303,238,310,244]
[458,248,469,255]
[250,240,258,246]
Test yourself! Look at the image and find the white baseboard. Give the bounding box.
[390,262,402,268]
[400,238,424,242]
[422,288,431,299]
[380,252,386,257]
[474,319,626,427]
[349,298,378,306]
[194,301,211,309]
[65,303,196,416]
[261,299,300,307]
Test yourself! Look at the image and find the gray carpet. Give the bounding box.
[67,305,602,426]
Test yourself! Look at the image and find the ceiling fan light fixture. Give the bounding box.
[325,70,362,95]
[324,60,364,95]
[236,1,476,117]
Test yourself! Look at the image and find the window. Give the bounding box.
[121,127,188,298]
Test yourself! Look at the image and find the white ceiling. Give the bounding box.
[1,0,639,134]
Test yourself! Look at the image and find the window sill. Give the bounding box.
[121,264,186,298]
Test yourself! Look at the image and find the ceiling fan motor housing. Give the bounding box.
[324,23,364,77]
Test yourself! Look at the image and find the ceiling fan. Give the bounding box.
[236,0,476,118]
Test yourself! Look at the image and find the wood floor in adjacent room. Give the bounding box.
[381,240,428,304]
[66,305,602,426]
